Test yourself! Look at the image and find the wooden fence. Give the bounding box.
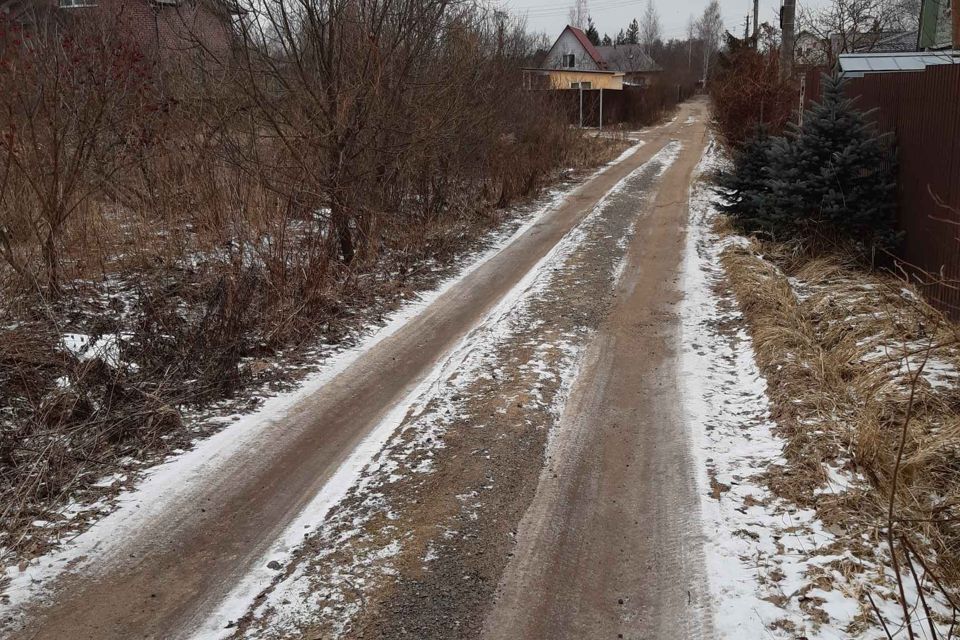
[807,65,960,317]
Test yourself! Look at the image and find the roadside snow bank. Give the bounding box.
[681,140,867,638]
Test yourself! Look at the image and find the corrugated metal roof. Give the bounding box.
[838,51,960,76]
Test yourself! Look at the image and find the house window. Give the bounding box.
[570,81,592,89]
[59,0,98,6]
[562,53,576,68]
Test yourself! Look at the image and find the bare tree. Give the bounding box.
[799,0,920,63]
[696,0,724,82]
[640,0,662,52]
[0,14,163,294]
[568,0,588,29]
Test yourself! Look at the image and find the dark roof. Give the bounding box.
[830,30,920,54]
[562,25,606,67]
[594,44,662,73]
[872,30,919,52]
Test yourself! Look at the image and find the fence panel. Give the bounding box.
[544,84,693,128]
[809,66,960,317]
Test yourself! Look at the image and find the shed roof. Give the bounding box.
[838,50,960,76]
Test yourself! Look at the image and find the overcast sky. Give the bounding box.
[497,0,827,43]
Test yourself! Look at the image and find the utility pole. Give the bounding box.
[780,0,796,79]
[753,0,759,43]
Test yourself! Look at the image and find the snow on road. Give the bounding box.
[222,141,683,639]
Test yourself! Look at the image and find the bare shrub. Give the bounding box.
[709,32,796,146]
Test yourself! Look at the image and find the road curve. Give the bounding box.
[6,111,692,640]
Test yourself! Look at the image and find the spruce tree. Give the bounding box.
[626,19,640,45]
[718,74,898,251]
[601,33,613,46]
[771,74,897,248]
[715,126,779,233]
[585,17,601,45]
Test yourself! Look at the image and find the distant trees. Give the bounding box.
[640,0,662,52]
[799,0,920,62]
[568,0,588,28]
[625,18,640,44]
[586,3,710,91]
[695,0,723,81]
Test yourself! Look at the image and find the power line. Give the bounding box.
[501,0,648,18]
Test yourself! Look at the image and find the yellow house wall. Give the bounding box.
[546,70,624,90]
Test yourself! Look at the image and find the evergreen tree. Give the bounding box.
[718,74,899,253]
[601,32,613,46]
[585,16,601,45]
[615,29,626,44]
[769,74,898,249]
[715,126,778,231]
[626,18,640,44]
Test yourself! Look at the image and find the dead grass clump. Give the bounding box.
[721,245,841,502]
[721,233,960,594]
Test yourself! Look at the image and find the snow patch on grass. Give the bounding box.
[680,139,881,639]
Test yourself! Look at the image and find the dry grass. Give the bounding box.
[721,237,960,597]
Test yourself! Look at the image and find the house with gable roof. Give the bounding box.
[528,25,664,90]
[531,25,662,90]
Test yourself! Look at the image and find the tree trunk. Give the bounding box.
[332,202,354,264]
[43,227,60,295]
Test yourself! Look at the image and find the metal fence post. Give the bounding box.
[579,86,583,128]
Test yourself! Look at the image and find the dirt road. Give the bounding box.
[483,102,712,640]
[3,99,711,640]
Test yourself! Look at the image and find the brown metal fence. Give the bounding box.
[806,65,960,317]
